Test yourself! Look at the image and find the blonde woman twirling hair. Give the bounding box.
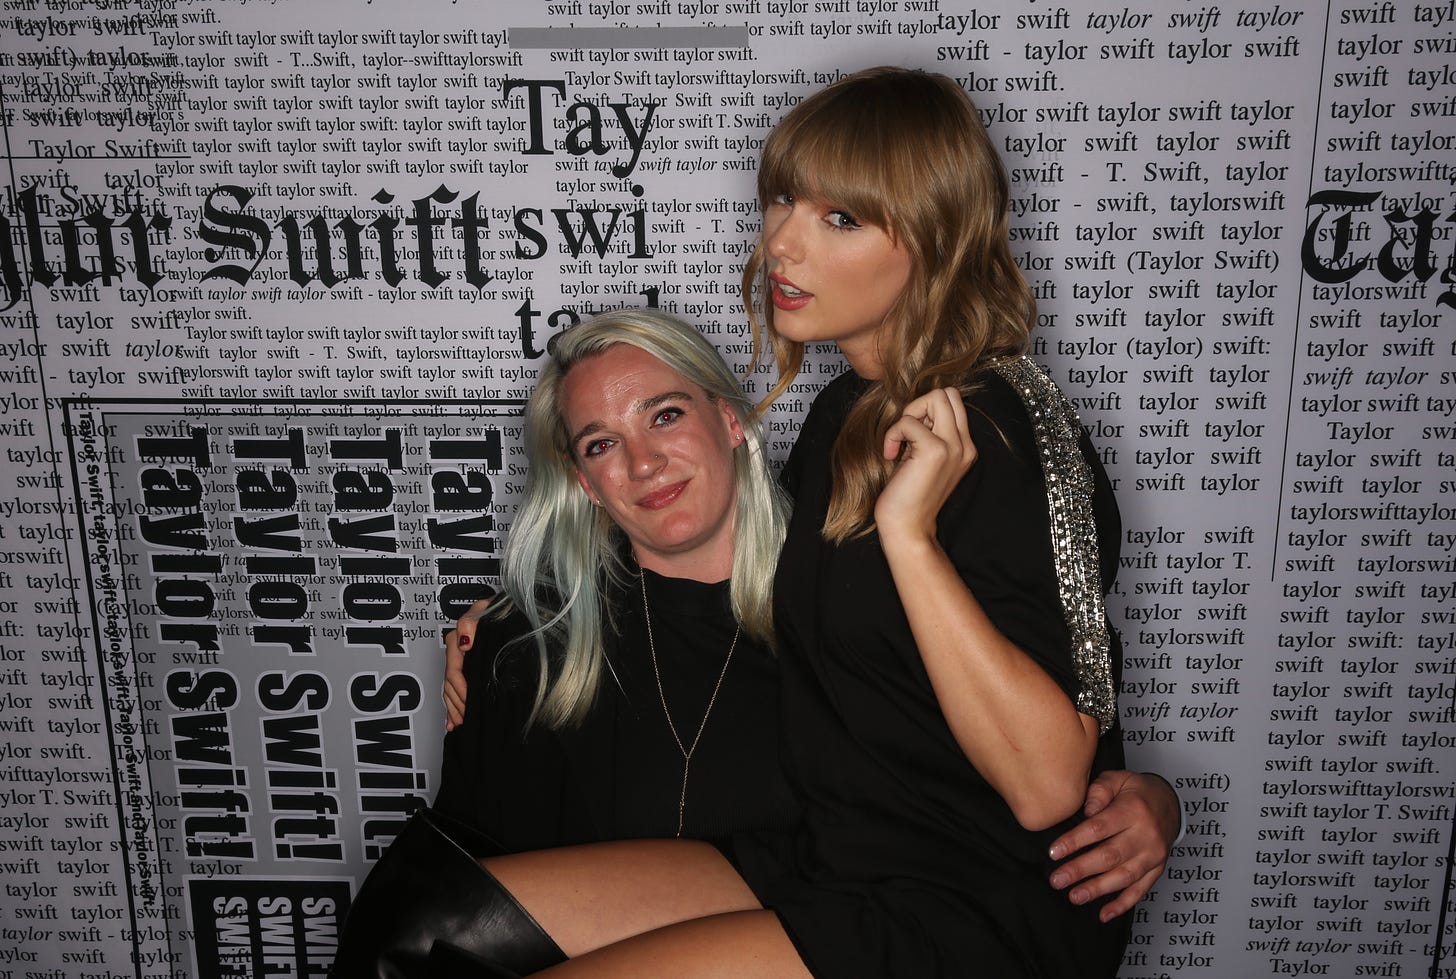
[743,66,1035,540]
[496,307,789,729]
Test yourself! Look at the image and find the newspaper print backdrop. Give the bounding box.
[0,0,1453,975]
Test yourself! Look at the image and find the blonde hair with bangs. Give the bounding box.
[743,66,1035,541]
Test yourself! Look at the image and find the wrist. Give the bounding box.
[877,525,942,566]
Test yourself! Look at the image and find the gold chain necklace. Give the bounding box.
[640,572,740,837]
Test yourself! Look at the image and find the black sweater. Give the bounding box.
[434,569,800,848]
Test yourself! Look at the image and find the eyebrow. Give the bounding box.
[569,390,698,448]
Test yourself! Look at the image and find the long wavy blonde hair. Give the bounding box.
[742,67,1034,541]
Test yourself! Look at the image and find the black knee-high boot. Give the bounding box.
[330,808,566,979]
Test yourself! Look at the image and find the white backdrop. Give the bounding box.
[0,1,1452,975]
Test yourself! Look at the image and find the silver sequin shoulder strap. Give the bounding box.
[992,355,1117,733]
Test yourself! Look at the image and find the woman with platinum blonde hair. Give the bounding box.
[334,307,798,976]
[486,305,789,732]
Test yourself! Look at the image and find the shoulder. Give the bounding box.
[960,362,1045,476]
[946,357,1096,528]
[965,357,1086,471]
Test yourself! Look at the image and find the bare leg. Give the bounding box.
[484,839,762,958]
[533,910,811,978]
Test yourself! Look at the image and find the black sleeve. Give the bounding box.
[432,614,584,851]
[940,376,1120,733]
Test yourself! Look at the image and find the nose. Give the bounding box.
[626,441,666,479]
[764,203,803,263]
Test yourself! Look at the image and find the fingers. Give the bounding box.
[1095,866,1163,922]
[442,596,494,731]
[1048,769,1177,919]
[875,389,978,541]
[454,597,500,658]
[456,595,497,651]
[1049,832,1128,892]
[1049,772,1134,860]
[881,388,974,465]
[1049,812,1110,863]
[1049,825,1167,917]
[911,387,970,444]
[1079,769,1128,819]
[443,629,467,730]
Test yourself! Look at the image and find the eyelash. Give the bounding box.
[770,193,860,231]
[579,408,684,458]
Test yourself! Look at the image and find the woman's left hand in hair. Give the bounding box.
[874,387,977,542]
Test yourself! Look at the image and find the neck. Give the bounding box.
[837,336,884,380]
[633,543,733,584]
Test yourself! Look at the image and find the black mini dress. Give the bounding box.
[731,361,1130,978]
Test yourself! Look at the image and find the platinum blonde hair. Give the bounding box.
[498,307,789,729]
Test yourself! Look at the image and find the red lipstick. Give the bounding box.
[638,481,688,510]
[770,274,812,311]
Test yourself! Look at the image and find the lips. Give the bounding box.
[638,480,688,510]
[770,274,812,311]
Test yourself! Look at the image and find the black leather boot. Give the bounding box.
[330,808,566,979]
[426,942,529,978]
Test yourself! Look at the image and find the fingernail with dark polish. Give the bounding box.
[459,636,471,650]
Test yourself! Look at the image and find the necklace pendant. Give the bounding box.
[676,759,690,837]
[641,572,739,843]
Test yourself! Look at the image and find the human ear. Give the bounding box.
[573,467,601,506]
[718,398,745,445]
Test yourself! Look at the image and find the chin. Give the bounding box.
[770,316,818,344]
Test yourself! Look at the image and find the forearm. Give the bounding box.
[882,533,1099,831]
